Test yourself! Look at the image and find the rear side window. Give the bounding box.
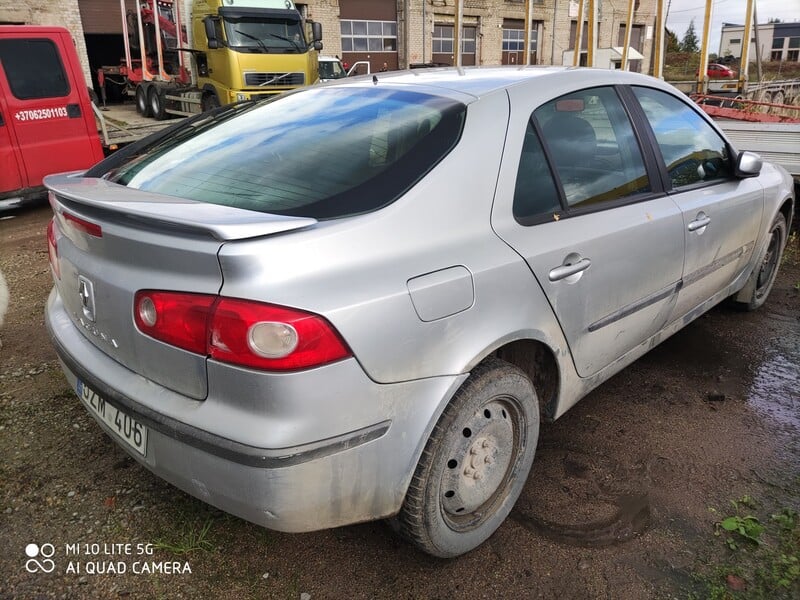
[512,121,561,224]
[0,39,70,99]
[109,87,466,219]
[534,86,651,210]
[632,86,732,189]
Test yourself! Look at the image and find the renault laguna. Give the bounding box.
[45,67,794,557]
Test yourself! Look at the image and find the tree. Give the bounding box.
[665,28,681,52]
[767,18,783,24]
[681,19,699,53]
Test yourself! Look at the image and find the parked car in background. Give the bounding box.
[706,62,736,78]
[44,67,794,558]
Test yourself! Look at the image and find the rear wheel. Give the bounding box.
[149,87,167,121]
[135,85,151,117]
[396,358,539,557]
[732,214,787,311]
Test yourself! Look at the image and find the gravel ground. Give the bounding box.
[1,204,798,599]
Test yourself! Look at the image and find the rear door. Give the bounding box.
[492,84,685,378]
[0,28,103,188]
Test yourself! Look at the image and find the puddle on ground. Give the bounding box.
[512,447,651,547]
[745,308,800,430]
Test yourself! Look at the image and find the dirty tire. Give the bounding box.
[734,214,787,311]
[149,87,167,121]
[135,85,151,117]
[201,92,221,113]
[397,358,539,558]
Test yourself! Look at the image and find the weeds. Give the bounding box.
[153,516,215,554]
[696,497,800,599]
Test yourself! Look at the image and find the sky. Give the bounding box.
[665,0,800,55]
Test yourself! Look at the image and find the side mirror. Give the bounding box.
[204,17,220,49]
[312,22,322,43]
[313,41,323,52]
[735,151,762,178]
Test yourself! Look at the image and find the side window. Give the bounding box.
[534,86,651,209]
[512,121,561,224]
[0,39,70,99]
[632,86,732,189]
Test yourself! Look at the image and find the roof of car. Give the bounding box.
[328,65,664,99]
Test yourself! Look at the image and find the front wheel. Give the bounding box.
[396,358,539,557]
[201,92,220,112]
[732,214,787,311]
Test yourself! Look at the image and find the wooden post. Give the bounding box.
[587,0,597,67]
[573,0,585,66]
[697,0,714,94]
[653,0,665,78]
[524,0,533,66]
[739,0,754,94]
[454,0,463,68]
[621,0,635,70]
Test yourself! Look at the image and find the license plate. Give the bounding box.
[77,380,148,457]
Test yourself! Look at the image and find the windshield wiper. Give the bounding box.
[266,32,304,52]
[234,28,269,52]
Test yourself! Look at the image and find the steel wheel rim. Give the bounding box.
[755,228,780,299]
[439,396,526,532]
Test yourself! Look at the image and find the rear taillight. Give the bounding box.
[47,219,60,279]
[134,291,215,355]
[133,291,351,371]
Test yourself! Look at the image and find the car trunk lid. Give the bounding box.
[46,174,316,400]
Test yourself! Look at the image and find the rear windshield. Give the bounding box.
[108,87,466,219]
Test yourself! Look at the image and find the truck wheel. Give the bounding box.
[396,358,539,557]
[731,214,787,311]
[201,92,221,112]
[149,87,167,121]
[135,85,151,118]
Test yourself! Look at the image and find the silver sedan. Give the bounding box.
[44,66,795,557]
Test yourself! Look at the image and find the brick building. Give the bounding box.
[2,0,660,92]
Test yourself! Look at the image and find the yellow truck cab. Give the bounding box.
[193,0,321,109]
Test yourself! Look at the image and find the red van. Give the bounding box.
[0,26,104,210]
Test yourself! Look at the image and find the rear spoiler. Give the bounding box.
[44,173,317,241]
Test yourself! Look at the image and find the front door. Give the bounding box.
[631,86,764,318]
[0,78,25,196]
[0,29,103,189]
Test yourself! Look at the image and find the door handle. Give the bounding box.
[549,258,592,282]
[688,215,711,232]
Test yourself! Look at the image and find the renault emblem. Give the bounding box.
[78,276,96,322]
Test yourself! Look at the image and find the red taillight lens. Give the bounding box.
[209,299,351,371]
[134,291,216,354]
[47,218,60,279]
[133,291,351,371]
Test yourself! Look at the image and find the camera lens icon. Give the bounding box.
[24,543,56,573]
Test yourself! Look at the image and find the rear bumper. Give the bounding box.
[46,287,464,532]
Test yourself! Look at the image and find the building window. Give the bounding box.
[340,20,397,53]
[432,25,476,55]
[788,50,799,61]
[771,51,783,61]
[433,25,453,54]
[502,27,538,53]
[772,37,785,49]
[729,38,741,45]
